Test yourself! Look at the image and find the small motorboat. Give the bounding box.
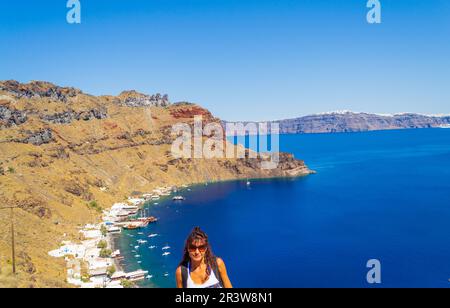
[149,245,156,249]
[172,196,185,201]
[123,224,140,230]
[162,246,171,250]
[162,252,171,256]
[137,216,158,223]
[148,233,158,238]
[137,239,148,244]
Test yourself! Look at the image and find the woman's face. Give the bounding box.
[188,239,207,262]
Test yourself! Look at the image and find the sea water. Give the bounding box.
[113,128,450,287]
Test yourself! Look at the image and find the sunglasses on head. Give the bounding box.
[188,244,207,253]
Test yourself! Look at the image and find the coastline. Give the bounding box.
[108,234,123,273]
[107,172,316,287]
[48,169,313,288]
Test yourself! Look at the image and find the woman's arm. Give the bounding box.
[217,258,233,288]
[176,266,183,288]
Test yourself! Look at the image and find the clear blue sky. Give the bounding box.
[1,0,449,121]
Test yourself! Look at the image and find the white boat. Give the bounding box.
[162,246,171,250]
[137,239,147,244]
[173,196,185,201]
[134,245,139,249]
[134,254,141,258]
[126,270,148,281]
[162,252,171,256]
[438,124,450,128]
[149,245,156,249]
[146,275,153,279]
[107,226,121,234]
[163,272,169,277]
[148,233,158,238]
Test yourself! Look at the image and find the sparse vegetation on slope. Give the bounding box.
[0,80,312,287]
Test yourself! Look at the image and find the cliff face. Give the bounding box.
[0,80,311,287]
[278,112,450,134]
[224,112,450,135]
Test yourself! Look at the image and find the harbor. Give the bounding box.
[48,185,186,288]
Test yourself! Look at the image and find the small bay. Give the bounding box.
[113,128,450,287]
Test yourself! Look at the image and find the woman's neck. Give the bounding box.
[190,258,206,270]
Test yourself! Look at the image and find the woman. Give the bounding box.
[176,226,233,288]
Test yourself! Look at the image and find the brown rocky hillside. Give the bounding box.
[0,80,312,287]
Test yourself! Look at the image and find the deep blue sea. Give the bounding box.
[113,128,450,288]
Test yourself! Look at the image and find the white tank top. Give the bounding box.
[186,263,222,288]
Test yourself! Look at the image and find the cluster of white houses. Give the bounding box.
[48,186,185,288]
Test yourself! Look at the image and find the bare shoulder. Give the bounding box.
[216,257,226,268]
[216,257,233,288]
[175,266,182,279]
[176,266,182,277]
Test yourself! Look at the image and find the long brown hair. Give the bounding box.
[179,226,217,277]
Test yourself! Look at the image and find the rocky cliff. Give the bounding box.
[224,111,450,135]
[278,112,450,134]
[0,80,312,287]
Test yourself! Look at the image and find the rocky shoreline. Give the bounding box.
[48,167,314,288]
[224,111,450,135]
[0,80,312,287]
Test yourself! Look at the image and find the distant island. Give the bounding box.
[224,111,450,135]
